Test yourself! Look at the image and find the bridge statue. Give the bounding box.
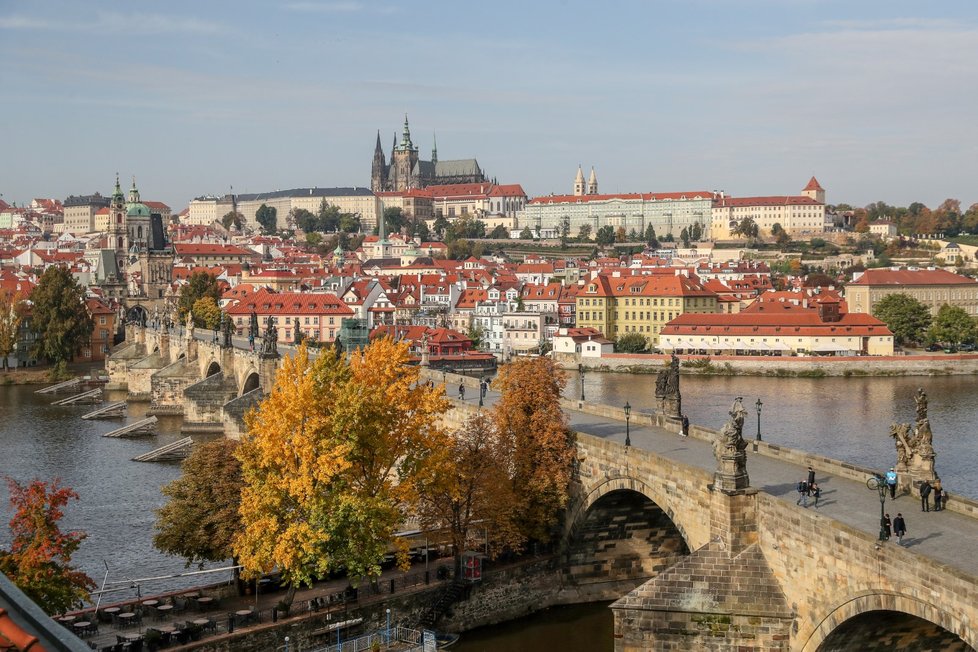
[654,353,682,420]
[260,316,278,359]
[890,388,937,493]
[419,331,430,367]
[221,312,234,348]
[713,396,750,493]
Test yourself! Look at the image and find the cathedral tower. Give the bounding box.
[371,131,387,192]
[574,165,586,196]
[109,174,128,269]
[587,167,599,195]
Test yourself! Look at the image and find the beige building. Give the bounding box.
[63,193,110,234]
[846,267,978,316]
[187,195,235,226]
[235,187,381,232]
[711,177,827,239]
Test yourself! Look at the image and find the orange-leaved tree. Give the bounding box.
[416,413,523,575]
[235,339,449,605]
[0,478,95,614]
[0,290,25,371]
[492,356,575,544]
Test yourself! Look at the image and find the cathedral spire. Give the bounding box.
[574,165,586,196]
[374,130,383,154]
[128,176,140,203]
[431,131,438,164]
[400,113,413,150]
[587,167,598,195]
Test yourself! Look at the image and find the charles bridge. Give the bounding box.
[106,324,978,651]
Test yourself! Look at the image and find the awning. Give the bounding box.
[812,342,849,352]
[733,340,751,350]
[659,340,676,350]
[753,341,771,351]
[771,341,792,351]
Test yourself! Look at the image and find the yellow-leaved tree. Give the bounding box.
[234,339,449,605]
[493,356,575,543]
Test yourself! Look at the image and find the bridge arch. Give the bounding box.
[126,305,148,325]
[205,360,221,377]
[241,371,260,395]
[801,591,975,652]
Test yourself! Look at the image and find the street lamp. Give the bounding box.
[578,364,585,402]
[478,376,484,407]
[386,608,391,646]
[755,398,763,441]
[624,402,631,447]
[867,474,888,542]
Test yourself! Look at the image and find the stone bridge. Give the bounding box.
[108,327,978,650]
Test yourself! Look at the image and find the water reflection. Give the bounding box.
[454,601,612,652]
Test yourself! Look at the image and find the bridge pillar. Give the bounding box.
[612,487,793,651]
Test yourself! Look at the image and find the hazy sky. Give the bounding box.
[2,0,977,212]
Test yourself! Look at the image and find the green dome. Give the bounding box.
[127,202,151,218]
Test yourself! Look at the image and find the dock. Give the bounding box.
[52,388,103,405]
[102,416,158,438]
[36,377,82,394]
[133,437,193,462]
[81,401,127,420]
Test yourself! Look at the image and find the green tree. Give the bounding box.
[255,204,277,234]
[339,213,361,233]
[679,227,690,248]
[644,224,660,249]
[928,304,977,345]
[29,266,93,364]
[519,226,534,240]
[318,201,341,231]
[595,225,616,246]
[0,478,95,614]
[559,216,570,248]
[489,224,509,239]
[154,439,243,568]
[690,222,703,241]
[433,215,450,238]
[292,208,317,232]
[615,332,648,353]
[382,207,406,234]
[873,293,932,346]
[178,272,221,320]
[221,211,243,230]
[192,297,222,329]
[0,290,25,371]
[577,223,592,242]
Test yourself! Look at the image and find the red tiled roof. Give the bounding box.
[848,268,977,286]
[173,243,254,256]
[715,196,821,207]
[662,311,890,337]
[580,274,715,298]
[803,176,824,191]
[224,289,354,316]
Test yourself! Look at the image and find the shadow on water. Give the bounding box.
[454,601,613,652]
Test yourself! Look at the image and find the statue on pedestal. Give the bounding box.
[420,331,430,367]
[260,316,278,358]
[713,397,750,493]
[655,353,682,420]
[221,312,234,348]
[890,388,937,492]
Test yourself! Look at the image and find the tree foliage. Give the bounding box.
[615,332,648,353]
[154,440,243,567]
[235,340,450,597]
[178,272,221,320]
[928,304,977,345]
[595,225,616,246]
[221,211,243,230]
[577,224,592,242]
[255,204,277,234]
[519,226,534,240]
[0,478,94,614]
[0,290,26,371]
[192,297,222,330]
[489,224,509,239]
[416,414,522,574]
[492,357,574,543]
[30,266,93,364]
[382,207,406,234]
[873,293,932,346]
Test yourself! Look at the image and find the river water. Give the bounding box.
[2,372,977,646]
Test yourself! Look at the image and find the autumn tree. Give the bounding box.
[873,293,932,346]
[0,478,94,614]
[154,439,243,569]
[178,272,221,320]
[30,266,93,365]
[492,357,575,543]
[192,296,222,330]
[416,414,522,575]
[928,304,977,346]
[0,290,25,371]
[235,340,449,604]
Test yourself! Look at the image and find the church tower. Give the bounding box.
[109,174,128,269]
[389,114,420,191]
[587,167,599,195]
[371,131,387,192]
[802,176,825,204]
[574,165,586,196]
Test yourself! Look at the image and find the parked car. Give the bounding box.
[925,343,942,352]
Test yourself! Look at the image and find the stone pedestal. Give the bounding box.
[713,450,750,494]
[656,396,681,421]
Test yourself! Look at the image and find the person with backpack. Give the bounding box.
[796,479,809,507]
[920,480,932,512]
[811,482,821,508]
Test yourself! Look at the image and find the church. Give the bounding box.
[371,115,486,192]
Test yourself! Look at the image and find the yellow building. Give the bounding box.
[575,272,717,346]
[846,268,978,317]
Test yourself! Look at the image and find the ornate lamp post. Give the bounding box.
[755,398,763,441]
[478,376,484,408]
[578,364,585,402]
[867,474,888,542]
[624,401,631,447]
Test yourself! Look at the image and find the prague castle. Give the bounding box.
[371,115,486,192]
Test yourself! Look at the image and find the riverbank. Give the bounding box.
[1,362,106,385]
[559,352,978,377]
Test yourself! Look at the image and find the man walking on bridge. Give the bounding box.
[893,513,907,545]
[886,467,898,499]
[920,480,932,512]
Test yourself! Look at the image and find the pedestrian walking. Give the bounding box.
[920,480,932,512]
[480,380,487,399]
[796,479,809,507]
[933,479,943,512]
[883,513,892,540]
[681,414,690,437]
[458,383,465,400]
[811,482,821,508]
[893,513,907,544]
[885,467,898,499]
[807,466,816,492]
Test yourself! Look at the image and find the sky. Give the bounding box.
[2,0,977,213]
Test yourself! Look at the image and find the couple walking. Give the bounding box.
[796,466,821,508]
[883,513,908,544]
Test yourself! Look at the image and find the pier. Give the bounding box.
[132,437,193,462]
[81,401,127,420]
[52,388,103,405]
[102,416,158,438]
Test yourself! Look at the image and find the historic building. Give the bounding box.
[710,177,827,238]
[846,267,978,317]
[371,115,486,192]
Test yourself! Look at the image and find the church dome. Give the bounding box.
[127,202,151,218]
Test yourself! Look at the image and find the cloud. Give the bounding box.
[0,11,227,35]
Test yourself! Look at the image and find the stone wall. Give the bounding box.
[222,389,264,441]
[182,372,238,431]
[149,358,197,415]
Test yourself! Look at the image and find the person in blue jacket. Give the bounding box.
[885,467,898,499]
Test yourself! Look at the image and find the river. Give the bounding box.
[2,372,977,647]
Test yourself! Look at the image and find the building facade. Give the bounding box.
[846,268,978,316]
[710,177,827,239]
[371,115,486,192]
[233,187,381,232]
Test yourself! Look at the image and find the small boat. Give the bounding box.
[436,632,460,649]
